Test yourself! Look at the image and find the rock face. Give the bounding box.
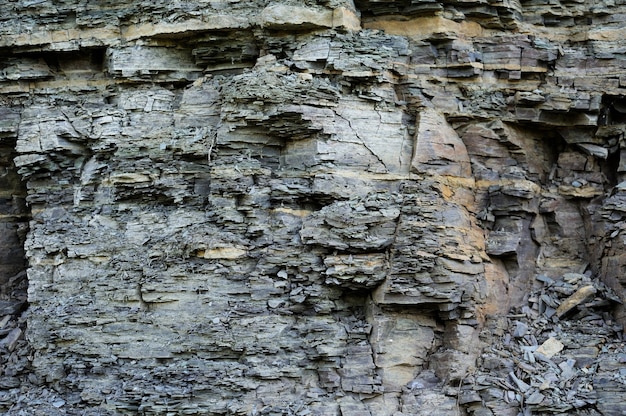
[1,0,626,415]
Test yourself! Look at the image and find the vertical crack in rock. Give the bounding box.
[334,111,389,172]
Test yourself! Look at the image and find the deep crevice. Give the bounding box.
[0,134,31,386]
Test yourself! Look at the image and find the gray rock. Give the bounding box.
[2,0,626,414]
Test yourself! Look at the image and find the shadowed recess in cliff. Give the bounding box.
[0,48,106,86]
[354,0,522,29]
[106,31,260,81]
[0,107,31,386]
[0,134,29,300]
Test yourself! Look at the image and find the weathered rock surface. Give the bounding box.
[1,0,626,415]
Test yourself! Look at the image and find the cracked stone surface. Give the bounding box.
[1,0,626,415]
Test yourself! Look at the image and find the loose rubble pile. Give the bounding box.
[0,272,29,391]
[1,0,626,415]
[461,272,626,415]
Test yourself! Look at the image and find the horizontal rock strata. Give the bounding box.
[1,0,626,415]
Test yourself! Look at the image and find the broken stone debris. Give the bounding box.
[463,272,625,415]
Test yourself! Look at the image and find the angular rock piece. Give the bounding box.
[525,390,545,405]
[0,327,22,352]
[535,337,564,359]
[555,285,597,318]
[0,300,24,316]
[412,108,471,177]
[323,253,387,289]
[260,4,333,29]
[107,47,202,81]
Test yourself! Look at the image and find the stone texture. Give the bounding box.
[1,0,626,415]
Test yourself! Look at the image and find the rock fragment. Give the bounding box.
[0,327,22,352]
[535,337,564,359]
[555,285,597,318]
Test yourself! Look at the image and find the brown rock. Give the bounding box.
[535,337,564,358]
[555,285,597,318]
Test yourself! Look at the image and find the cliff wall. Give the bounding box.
[1,1,626,415]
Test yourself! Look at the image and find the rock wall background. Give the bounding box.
[1,0,626,415]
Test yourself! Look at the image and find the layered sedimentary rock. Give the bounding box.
[1,0,626,415]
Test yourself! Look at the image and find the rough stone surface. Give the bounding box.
[1,0,626,415]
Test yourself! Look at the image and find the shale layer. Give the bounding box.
[1,1,626,415]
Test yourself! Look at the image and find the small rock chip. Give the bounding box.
[513,321,528,338]
[0,376,20,389]
[52,399,66,408]
[525,390,545,405]
[0,301,24,315]
[0,327,22,352]
[509,372,530,392]
[458,390,482,404]
[536,274,554,286]
[559,359,577,380]
[535,337,564,358]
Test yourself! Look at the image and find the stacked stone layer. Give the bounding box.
[1,0,626,414]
